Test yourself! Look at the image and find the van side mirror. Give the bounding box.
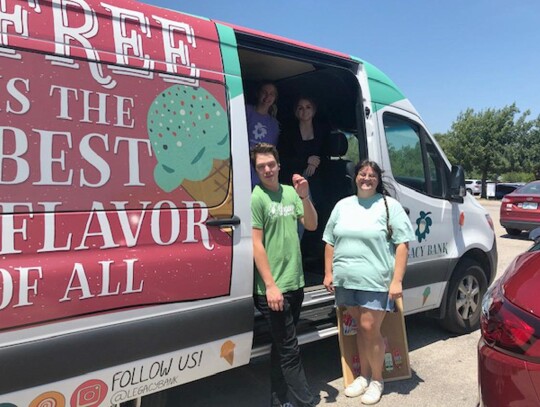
[449,165,466,202]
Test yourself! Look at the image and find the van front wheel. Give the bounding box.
[439,259,487,334]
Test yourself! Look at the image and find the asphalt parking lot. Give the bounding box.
[166,198,532,407]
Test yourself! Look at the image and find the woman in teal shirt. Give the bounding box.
[323,160,414,405]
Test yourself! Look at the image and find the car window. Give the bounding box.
[517,182,540,195]
[383,114,446,198]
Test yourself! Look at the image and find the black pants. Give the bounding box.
[255,288,315,407]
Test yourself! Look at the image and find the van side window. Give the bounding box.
[344,132,360,163]
[383,114,446,198]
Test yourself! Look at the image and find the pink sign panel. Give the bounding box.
[0,0,233,331]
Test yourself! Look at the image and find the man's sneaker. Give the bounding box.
[344,375,369,398]
[281,403,294,407]
[361,380,384,405]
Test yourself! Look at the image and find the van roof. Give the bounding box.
[16,0,412,115]
[221,22,411,114]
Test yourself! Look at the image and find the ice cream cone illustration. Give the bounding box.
[148,85,232,218]
[422,286,431,306]
[220,340,236,366]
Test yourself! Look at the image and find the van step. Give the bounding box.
[252,302,336,351]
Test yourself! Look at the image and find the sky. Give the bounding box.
[143,0,540,134]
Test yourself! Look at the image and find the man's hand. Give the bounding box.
[266,284,284,311]
[292,174,310,198]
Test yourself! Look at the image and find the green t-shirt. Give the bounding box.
[251,184,304,295]
[322,194,414,292]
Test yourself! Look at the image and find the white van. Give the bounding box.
[0,0,496,405]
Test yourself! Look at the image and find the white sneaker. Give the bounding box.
[344,375,369,398]
[361,380,384,405]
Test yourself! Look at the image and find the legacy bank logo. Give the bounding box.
[415,211,432,243]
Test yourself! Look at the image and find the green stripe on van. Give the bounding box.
[216,23,243,99]
[352,56,405,112]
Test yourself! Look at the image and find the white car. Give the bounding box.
[466,179,482,195]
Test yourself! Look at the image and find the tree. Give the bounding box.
[443,104,524,197]
[434,132,457,166]
[520,115,540,178]
[503,109,533,173]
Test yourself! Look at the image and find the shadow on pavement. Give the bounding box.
[405,313,461,352]
[164,313,461,406]
[500,232,532,241]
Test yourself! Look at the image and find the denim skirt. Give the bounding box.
[335,287,395,312]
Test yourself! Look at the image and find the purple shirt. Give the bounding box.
[246,105,280,147]
[246,105,280,187]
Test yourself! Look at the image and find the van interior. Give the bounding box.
[234,33,368,347]
[236,33,366,289]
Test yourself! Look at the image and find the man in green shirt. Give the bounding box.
[251,142,317,407]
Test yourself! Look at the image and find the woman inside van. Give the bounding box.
[322,160,414,405]
[278,96,328,203]
[246,82,280,187]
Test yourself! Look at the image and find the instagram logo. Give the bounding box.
[29,392,65,407]
[70,380,107,407]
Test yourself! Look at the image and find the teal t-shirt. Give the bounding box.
[251,184,304,295]
[322,194,414,292]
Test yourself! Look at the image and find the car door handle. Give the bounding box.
[206,215,241,228]
[403,206,410,215]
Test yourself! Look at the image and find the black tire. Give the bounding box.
[466,188,473,195]
[505,228,522,236]
[439,259,488,334]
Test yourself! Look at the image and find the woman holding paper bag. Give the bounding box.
[322,160,414,405]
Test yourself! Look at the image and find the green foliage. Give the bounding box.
[437,105,540,196]
[434,132,457,164]
[345,134,360,164]
[388,143,423,178]
[499,172,535,183]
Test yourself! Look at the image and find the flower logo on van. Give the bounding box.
[415,211,432,243]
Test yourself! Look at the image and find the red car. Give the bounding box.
[478,229,540,406]
[500,180,540,236]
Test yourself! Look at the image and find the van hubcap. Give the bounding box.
[456,275,480,320]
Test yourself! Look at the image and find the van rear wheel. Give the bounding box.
[439,259,487,334]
